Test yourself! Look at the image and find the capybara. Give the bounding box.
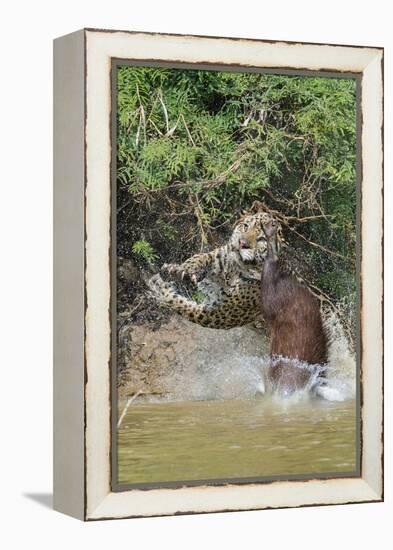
[261,220,328,395]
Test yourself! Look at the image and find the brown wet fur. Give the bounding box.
[261,221,327,394]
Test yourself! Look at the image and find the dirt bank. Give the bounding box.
[118,314,269,401]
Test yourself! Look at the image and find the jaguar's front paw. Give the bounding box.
[146,273,165,294]
[147,274,178,305]
[161,263,198,285]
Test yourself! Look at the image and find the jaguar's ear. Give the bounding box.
[236,200,266,227]
[248,200,265,214]
[240,200,265,217]
[233,215,245,228]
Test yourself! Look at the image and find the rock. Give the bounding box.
[118,256,139,283]
[117,314,269,401]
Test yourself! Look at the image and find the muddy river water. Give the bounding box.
[117,396,357,485]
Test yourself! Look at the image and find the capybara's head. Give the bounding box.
[262,219,279,240]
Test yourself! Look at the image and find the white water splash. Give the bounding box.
[162,353,267,401]
[323,305,356,400]
[143,302,356,404]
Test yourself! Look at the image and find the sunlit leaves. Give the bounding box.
[117,65,357,300]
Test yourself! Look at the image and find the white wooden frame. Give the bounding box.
[53,28,383,521]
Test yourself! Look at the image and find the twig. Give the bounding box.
[191,194,208,251]
[146,94,159,123]
[158,89,169,133]
[181,113,196,146]
[263,187,295,208]
[117,390,142,429]
[263,200,333,223]
[118,297,145,330]
[166,115,180,137]
[149,118,163,136]
[286,224,347,261]
[131,152,248,196]
[241,108,255,127]
[135,107,141,146]
[117,198,133,214]
[256,201,346,261]
[135,84,147,146]
[287,214,332,223]
[141,105,146,145]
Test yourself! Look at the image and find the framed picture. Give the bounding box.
[53,28,383,520]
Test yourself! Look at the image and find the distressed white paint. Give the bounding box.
[360,51,384,497]
[84,29,383,520]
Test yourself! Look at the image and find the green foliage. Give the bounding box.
[191,290,206,304]
[117,66,357,302]
[131,240,158,263]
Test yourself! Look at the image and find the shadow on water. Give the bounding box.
[23,493,53,509]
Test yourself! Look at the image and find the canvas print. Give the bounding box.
[113,64,359,488]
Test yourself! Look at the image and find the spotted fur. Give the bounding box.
[148,210,283,329]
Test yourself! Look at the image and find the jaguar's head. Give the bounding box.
[230,203,282,264]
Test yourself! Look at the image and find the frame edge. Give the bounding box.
[83,30,384,520]
[53,29,86,521]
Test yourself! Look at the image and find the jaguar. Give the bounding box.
[147,203,284,329]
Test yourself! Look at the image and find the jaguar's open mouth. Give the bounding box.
[239,248,255,262]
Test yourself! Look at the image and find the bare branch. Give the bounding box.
[166,115,180,137]
[140,105,146,145]
[158,89,169,133]
[148,118,163,136]
[135,84,147,146]
[134,105,142,147]
[256,201,347,261]
[260,201,334,225]
[130,151,248,197]
[190,194,209,251]
[180,113,196,146]
[286,225,347,261]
